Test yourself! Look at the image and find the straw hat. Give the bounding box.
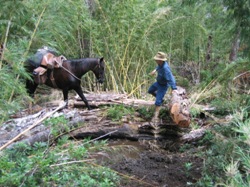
[153,52,167,61]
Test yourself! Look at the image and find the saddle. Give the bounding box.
[33,52,67,87]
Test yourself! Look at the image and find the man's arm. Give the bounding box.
[149,69,156,76]
[164,67,177,90]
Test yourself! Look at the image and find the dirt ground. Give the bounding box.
[98,139,203,187]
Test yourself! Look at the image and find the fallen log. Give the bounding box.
[169,86,191,128]
[0,92,197,151]
[0,103,66,151]
[74,90,191,128]
[74,93,154,108]
[180,128,207,142]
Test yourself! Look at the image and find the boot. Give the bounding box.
[151,106,161,125]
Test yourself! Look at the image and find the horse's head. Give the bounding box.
[93,57,105,84]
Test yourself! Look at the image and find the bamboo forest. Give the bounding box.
[0,0,249,186]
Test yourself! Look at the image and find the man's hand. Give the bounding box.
[150,69,156,76]
[172,89,178,94]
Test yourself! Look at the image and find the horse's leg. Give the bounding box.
[62,89,69,108]
[26,80,38,97]
[74,87,91,110]
[25,80,38,113]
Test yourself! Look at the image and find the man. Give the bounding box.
[148,51,178,124]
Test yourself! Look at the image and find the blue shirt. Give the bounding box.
[156,61,177,90]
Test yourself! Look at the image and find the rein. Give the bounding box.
[59,63,81,81]
[60,59,101,82]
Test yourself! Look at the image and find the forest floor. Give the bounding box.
[103,139,203,187]
[1,91,206,187]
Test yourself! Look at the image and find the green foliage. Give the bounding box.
[200,61,226,84]
[0,1,249,186]
[176,76,190,88]
[106,105,135,122]
[184,162,193,176]
[0,140,120,187]
[198,130,214,145]
[210,98,237,116]
[190,106,202,118]
[0,0,249,122]
[179,143,193,153]
[136,106,154,121]
[196,108,250,186]
[223,0,250,47]
[44,115,70,137]
[0,41,31,123]
[159,107,172,121]
[191,59,250,108]
[0,116,119,187]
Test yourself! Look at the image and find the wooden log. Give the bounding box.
[0,92,197,150]
[0,103,66,151]
[180,128,206,142]
[74,93,154,108]
[74,91,191,128]
[169,86,191,128]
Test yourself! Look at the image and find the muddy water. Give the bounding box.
[96,139,203,187]
[108,139,146,158]
[93,139,147,164]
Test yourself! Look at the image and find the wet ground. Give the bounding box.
[98,139,203,187]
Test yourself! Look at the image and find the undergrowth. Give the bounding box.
[106,105,135,122]
[0,116,120,187]
[195,108,250,187]
[136,106,154,121]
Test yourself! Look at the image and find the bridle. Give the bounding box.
[93,59,104,83]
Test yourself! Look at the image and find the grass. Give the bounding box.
[106,105,135,122]
[195,108,250,187]
[0,116,120,187]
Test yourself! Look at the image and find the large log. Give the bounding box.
[74,93,154,108]
[0,92,195,150]
[74,90,191,127]
[169,87,191,128]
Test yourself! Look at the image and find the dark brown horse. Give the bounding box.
[25,49,105,110]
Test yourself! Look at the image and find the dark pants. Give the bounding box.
[148,82,168,106]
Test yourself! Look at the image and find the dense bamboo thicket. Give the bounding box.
[0,0,249,186]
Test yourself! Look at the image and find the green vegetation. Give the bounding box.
[0,116,120,187]
[137,106,155,121]
[0,141,119,186]
[0,0,249,186]
[106,105,135,122]
[196,108,250,187]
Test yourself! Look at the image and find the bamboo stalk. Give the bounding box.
[0,103,65,151]
[0,20,11,69]
[8,6,47,103]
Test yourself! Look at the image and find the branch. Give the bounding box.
[0,103,65,151]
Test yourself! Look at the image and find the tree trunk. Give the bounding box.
[229,29,241,62]
[206,35,212,63]
[169,87,191,128]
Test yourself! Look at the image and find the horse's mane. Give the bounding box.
[66,58,97,63]
[64,58,99,70]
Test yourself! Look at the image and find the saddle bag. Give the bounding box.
[33,67,47,84]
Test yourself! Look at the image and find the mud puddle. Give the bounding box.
[97,139,203,187]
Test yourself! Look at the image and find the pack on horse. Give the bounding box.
[25,47,105,110]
